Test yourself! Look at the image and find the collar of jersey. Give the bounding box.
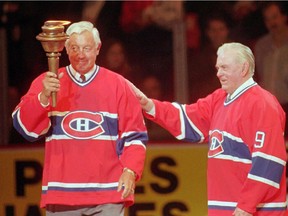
[67,65,99,86]
[224,77,257,106]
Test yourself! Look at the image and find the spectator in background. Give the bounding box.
[229,1,265,48]
[185,11,201,50]
[141,75,163,100]
[99,38,143,85]
[140,75,174,141]
[188,12,231,103]
[81,1,123,42]
[119,1,182,101]
[120,1,182,34]
[254,2,288,138]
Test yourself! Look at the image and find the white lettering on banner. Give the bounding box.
[0,144,209,216]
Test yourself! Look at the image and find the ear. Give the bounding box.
[97,43,102,51]
[96,43,101,56]
[241,62,249,77]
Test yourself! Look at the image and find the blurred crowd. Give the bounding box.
[1,1,288,143]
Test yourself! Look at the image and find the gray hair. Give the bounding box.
[65,21,101,48]
[217,42,255,75]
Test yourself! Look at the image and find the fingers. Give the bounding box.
[125,79,155,112]
[118,171,136,199]
[125,78,147,101]
[42,72,61,97]
[121,184,135,199]
[117,181,135,199]
[119,178,135,199]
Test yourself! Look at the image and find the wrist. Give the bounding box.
[38,92,50,107]
[123,167,136,179]
[143,98,154,112]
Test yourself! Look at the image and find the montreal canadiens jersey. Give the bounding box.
[12,66,148,207]
[145,79,287,215]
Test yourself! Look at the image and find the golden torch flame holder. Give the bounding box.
[36,20,71,107]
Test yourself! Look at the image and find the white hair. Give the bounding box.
[217,42,255,75]
[65,21,101,47]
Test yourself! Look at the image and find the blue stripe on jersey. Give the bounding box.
[208,201,287,212]
[250,156,284,184]
[174,103,203,142]
[116,132,148,156]
[12,110,44,142]
[221,137,252,161]
[184,121,202,142]
[208,201,236,211]
[208,205,235,211]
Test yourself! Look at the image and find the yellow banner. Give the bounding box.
[0,145,45,216]
[0,143,208,216]
[131,144,208,216]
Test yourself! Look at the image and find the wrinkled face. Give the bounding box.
[263,4,287,35]
[66,31,99,74]
[216,51,246,95]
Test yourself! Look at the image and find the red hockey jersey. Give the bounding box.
[145,79,287,215]
[12,66,148,208]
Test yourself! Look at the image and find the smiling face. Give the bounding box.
[66,30,100,74]
[216,50,248,95]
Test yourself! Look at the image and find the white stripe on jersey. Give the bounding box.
[208,200,237,207]
[209,130,244,143]
[124,140,146,149]
[172,103,205,142]
[43,181,119,191]
[17,109,50,138]
[252,151,286,166]
[46,134,118,141]
[214,154,252,164]
[248,173,280,189]
[49,111,118,119]
[257,202,287,208]
[208,200,287,209]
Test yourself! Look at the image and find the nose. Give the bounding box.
[77,49,86,58]
[216,69,222,78]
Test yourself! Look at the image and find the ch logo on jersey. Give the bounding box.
[62,111,105,139]
[208,130,224,158]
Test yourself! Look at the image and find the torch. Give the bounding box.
[36,20,70,107]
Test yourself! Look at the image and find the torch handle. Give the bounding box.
[36,20,70,107]
[47,54,60,107]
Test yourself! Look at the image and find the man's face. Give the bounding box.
[106,43,125,70]
[216,51,245,95]
[66,31,99,74]
[207,20,229,48]
[263,4,287,35]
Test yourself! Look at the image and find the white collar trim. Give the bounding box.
[224,78,257,105]
[67,65,99,86]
